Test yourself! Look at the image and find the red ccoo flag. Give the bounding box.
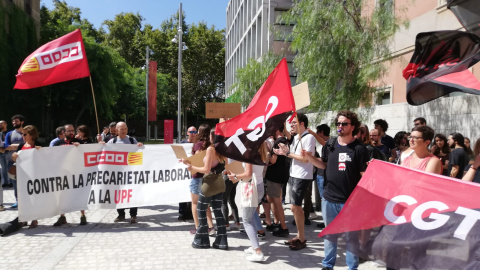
[214,58,296,165]
[14,29,90,89]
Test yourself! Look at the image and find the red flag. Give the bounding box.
[403,31,480,105]
[148,61,157,121]
[14,29,90,89]
[214,58,296,165]
[319,159,480,269]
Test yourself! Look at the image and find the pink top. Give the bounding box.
[402,154,437,171]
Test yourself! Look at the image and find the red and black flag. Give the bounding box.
[403,30,480,105]
[448,0,480,38]
[214,58,296,165]
[319,160,480,269]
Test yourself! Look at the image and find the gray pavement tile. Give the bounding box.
[0,188,379,269]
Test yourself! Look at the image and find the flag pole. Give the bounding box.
[89,76,100,134]
[295,114,304,150]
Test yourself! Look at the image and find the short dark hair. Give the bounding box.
[109,122,117,128]
[11,114,25,122]
[450,132,467,150]
[414,117,426,125]
[316,124,330,136]
[335,110,360,136]
[373,119,389,132]
[55,126,65,136]
[412,125,434,142]
[296,113,308,128]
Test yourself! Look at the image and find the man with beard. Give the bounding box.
[301,110,368,270]
[273,113,316,250]
[52,124,85,226]
[370,128,390,159]
[4,115,26,208]
[447,132,469,179]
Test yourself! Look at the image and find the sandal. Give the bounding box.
[29,220,38,229]
[289,239,307,250]
[284,237,299,245]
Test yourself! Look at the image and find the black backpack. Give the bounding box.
[112,136,135,144]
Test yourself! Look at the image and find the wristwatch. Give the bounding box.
[234,174,238,180]
[286,151,290,157]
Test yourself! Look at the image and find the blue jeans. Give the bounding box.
[0,153,9,185]
[322,199,359,270]
[189,177,202,195]
[316,174,324,199]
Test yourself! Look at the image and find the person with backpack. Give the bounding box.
[299,110,369,270]
[107,122,143,224]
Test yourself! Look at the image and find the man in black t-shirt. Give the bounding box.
[374,119,395,150]
[447,132,469,179]
[302,110,368,270]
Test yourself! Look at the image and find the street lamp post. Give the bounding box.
[177,3,183,143]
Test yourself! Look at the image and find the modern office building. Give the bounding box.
[225,0,295,98]
[226,0,480,139]
[1,0,41,38]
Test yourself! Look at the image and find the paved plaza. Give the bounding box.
[0,188,380,270]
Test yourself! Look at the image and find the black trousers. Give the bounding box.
[193,192,227,248]
[117,208,137,217]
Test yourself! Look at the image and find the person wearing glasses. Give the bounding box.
[181,126,197,143]
[296,110,368,270]
[402,126,442,174]
[52,124,85,226]
[11,125,42,228]
[178,126,197,221]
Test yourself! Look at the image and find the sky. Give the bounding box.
[40,0,230,30]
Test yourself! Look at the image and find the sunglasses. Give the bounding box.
[335,122,351,127]
[188,131,197,134]
[22,133,28,136]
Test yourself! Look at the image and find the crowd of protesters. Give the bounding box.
[0,111,478,267]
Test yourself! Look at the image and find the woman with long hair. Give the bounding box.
[12,125,41,228]
[465,137,475,164]
[188,124,214,235]
[463,138,480,183]
[389,131,410,163]
[228,141,268,262]
[182,129,228,249]
[431,134,450,175]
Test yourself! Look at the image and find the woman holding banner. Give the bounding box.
[12,125,42,228]
[181,129,228,250]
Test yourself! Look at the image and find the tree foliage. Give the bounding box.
[280,0,403,113]
[230,52,283,108]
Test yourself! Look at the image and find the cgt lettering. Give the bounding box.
[384,195,480,240]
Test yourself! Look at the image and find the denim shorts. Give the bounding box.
[190,177,203,195]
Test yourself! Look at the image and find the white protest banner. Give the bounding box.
[16,143,193,221]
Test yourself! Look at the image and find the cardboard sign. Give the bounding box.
[206,103,241,119]
[224,160,245,175]
[292,81,310,110]
[170,145,206,175]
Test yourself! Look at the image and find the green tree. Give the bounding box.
[230,52,283,108]
[281,0,404,113]
[102,12,145,67]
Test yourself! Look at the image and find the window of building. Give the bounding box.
[375,85,392,106]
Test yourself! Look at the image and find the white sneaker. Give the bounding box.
[244,247,255,254]
[310,212,317,219]
[246,252,264,262]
